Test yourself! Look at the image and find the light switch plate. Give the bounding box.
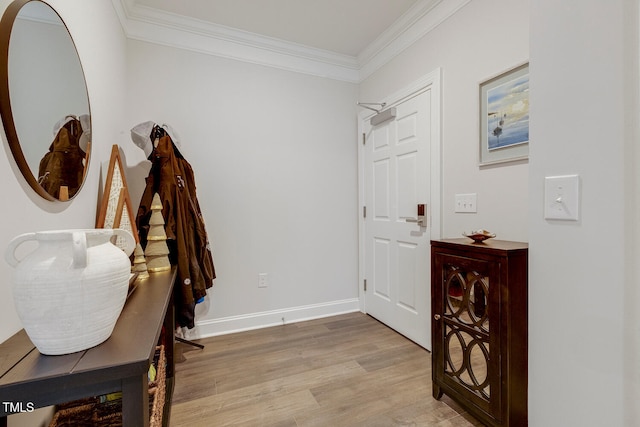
[544,175,580,220]
[455,193,477,213]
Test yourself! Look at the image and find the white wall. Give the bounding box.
[0,0,128,344]
[360,0,639,424]
[359,0,530,242]
[123,40,360,336]
[0,0,359,342]
[529,0,639,425]
[2,1,639,425]
[0,1,128,425]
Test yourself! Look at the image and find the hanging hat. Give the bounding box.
[162,123,181,148]
[131,121,183,158]
[78,114,91,152]
[130,121,154,158]
[52,114,91,152]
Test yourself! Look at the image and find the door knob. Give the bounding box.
[406,217,426,226]
[406,203,426,227]
[434,314,441,320]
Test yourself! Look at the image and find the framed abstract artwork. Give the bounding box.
[96,145,138,248]
[479,62,529,166]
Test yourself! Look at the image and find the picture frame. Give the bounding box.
[96,145,139,248]
[479,62,529,166]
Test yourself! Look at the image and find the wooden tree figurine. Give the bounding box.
[132,242,149,279]
[144,193,171,273]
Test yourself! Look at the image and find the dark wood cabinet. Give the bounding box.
[431,239,527,426]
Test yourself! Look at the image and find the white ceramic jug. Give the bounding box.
[5,229,135,355]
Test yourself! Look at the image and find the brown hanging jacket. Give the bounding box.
[38,118,85,199]
[136,135,215,329]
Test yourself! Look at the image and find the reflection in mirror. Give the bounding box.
[469,278,487,322]
[0,0,91,201]
[443,266,492,399]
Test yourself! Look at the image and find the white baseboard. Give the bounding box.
[188,298,360,340]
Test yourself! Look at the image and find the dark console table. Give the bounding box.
[0,267,177,427]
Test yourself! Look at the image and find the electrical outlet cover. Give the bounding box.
[544,175,580,220]
[258,273,269,288]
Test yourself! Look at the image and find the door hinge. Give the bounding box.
[363,206,366,218]
[364,279,367,292]
[362,132,366,145]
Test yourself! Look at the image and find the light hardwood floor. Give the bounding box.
[170,312,484,426]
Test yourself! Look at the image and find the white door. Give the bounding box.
[362,88,435,350]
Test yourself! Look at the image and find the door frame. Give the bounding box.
[358,68,443,313]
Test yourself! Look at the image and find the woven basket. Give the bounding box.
[49,346,166,427]
[149,345,166,427]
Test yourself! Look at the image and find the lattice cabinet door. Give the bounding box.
[432,252,501,420]
[430,239,528,427]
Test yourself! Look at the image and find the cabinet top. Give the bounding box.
[431,238,528,253]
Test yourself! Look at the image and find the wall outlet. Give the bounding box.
[455,193,477,213]
[258,273,269,288]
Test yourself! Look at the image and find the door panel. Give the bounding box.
[397,241,418,312]
[397,151,418,218]
[364,90,432,349]
[373,238,391,299]
[373,159,390,218]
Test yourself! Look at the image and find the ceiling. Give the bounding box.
[115,0,468,82]
[128,0,420,57]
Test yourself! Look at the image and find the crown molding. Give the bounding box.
[357,0,472,81]
[111,0,360,82]
[112,0,471,83]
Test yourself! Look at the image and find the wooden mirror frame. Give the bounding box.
[0,0,91,201]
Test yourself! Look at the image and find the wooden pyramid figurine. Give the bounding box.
[132,242,149,279]
[144,193,171,273]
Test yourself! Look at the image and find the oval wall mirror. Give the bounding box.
[0,0,91,202]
